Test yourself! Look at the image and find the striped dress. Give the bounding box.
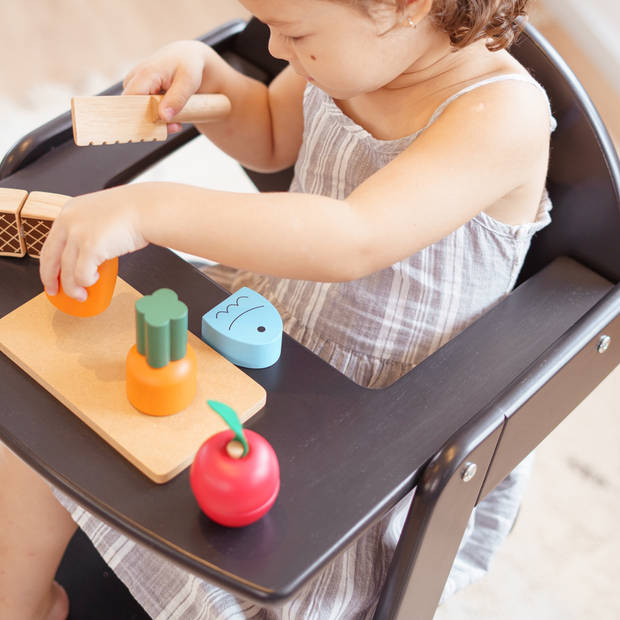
[55,73,554,618]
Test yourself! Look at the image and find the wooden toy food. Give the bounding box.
[190,400,280,527]
[46,257,118,317]
[0,188,28,257]
[0,190,69,259]
[21,192,68,258]
[126,288,197,416]
[201,287,283,368]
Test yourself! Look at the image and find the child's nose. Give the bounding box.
[267,31,291,62]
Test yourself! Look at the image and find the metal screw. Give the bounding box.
[461,462,477,482]
[597,335,611,354]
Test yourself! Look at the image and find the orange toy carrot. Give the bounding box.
[126,288,197,416]
[45,257,118,317]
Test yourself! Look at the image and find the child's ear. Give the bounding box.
[405,0,434,26]
[368,0,433,35]
[367,2,402,35]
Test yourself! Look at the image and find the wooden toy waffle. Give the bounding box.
[0,188,28,257]
[0,190,68,260]
[20,191,69,258]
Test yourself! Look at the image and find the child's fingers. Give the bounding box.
[59,242,87,302]
[167,123,183,135]
[74,250,101,290]
[122,72,164,97]
[122,65,143,91]
[159,67,201,122]
[39,226,66,296]
[122,69,136,91]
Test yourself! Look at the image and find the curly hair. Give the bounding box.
[342,1,530,51]
[430,0,529,51]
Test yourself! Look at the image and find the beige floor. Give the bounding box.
[0,1,249,100]
[0,2,618,619]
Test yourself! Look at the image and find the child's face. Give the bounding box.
[239,0,423,99]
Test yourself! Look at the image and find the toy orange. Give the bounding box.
[46,257,118,317]
[126,288,197,416]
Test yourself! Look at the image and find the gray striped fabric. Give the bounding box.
[211,75,553,389]
[54,74,552,618]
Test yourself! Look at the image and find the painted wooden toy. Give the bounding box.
[46,257,118,317]
[190,400,280,527]
[201,287,283,368]
[126,288,197,416]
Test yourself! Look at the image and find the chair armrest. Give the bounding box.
[373,256,618,620]
[382,255,615,461]
[392,255,618,512]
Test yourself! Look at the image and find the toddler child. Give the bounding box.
[1,0,553,618]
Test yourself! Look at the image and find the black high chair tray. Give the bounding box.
[1,19,619,615]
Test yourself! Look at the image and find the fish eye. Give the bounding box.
[257,326,266,332]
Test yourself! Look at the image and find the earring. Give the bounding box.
[407,16,416,28]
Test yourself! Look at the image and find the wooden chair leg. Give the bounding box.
[373,421,503,620]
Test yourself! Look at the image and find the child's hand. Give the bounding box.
[122,40,223,135]
[40,186,148,301]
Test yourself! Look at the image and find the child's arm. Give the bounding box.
[123,41,305,173]
[40,80,550,300]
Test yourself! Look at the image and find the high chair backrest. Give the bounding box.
[510,25,620,285]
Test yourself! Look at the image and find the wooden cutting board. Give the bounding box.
[0,278,266,483]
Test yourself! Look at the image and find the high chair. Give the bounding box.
[0,18,618,620]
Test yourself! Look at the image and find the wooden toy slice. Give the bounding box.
[21,191,70,258]
[0,278,266,483]
[0,188,28,257]
[71,94,231,146]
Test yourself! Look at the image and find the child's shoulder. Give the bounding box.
[414,48,551,157]
[445,52,552,151]
[429,51,552,225]
[429,48,548,123]
[450,50,550,125]
[335,48,550,144]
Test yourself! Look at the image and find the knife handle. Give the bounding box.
[152,94,231,123]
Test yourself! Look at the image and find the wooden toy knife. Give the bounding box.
[71,93,231,146]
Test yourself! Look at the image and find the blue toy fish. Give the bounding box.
[201,287,283,368]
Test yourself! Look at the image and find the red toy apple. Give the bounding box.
[190,400,280,527]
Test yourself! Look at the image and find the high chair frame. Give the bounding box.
[0,19,618,620]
